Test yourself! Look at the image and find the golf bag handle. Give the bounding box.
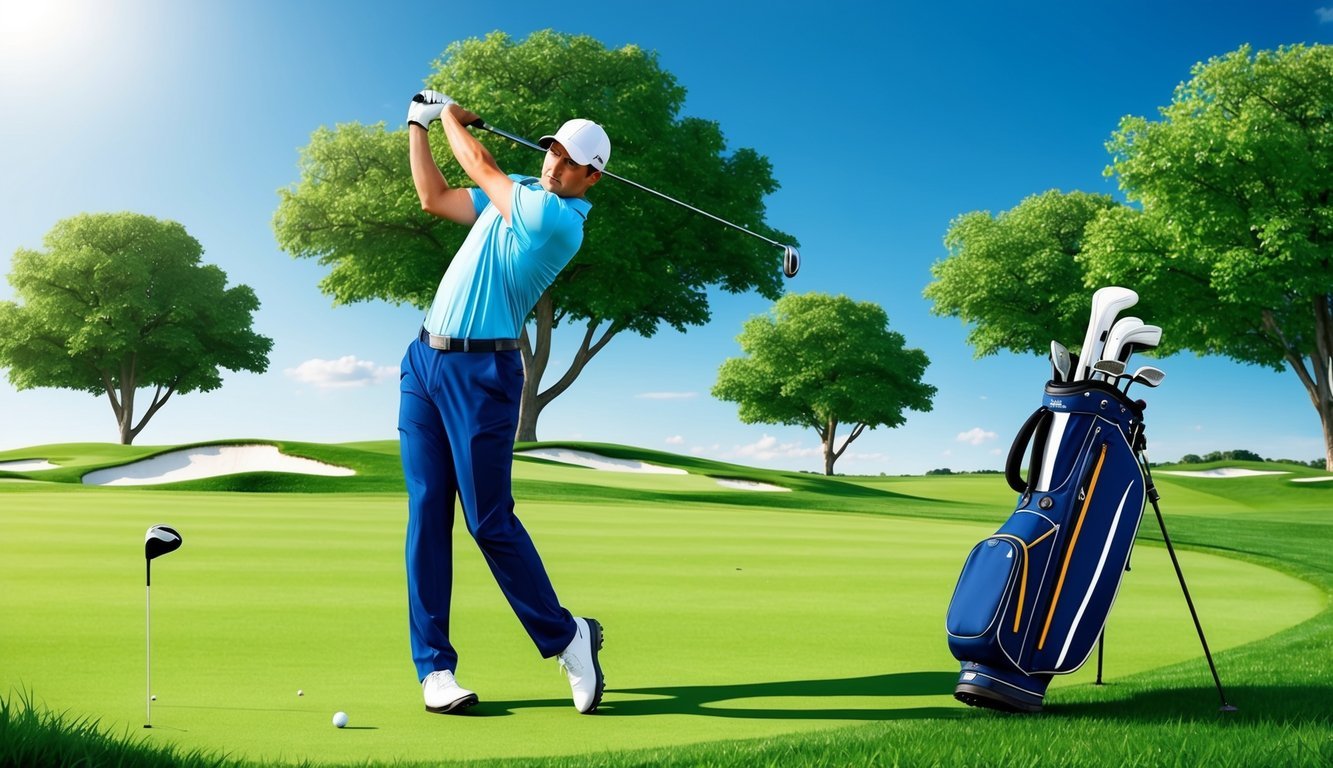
[1006,407,1051,494]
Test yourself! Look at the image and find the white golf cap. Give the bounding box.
[539,118,611,171]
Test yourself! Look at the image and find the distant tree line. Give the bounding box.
[922,451,1323,475]
[1176,450,1324,469]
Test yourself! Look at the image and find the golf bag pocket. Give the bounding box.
[946,511,1058,669]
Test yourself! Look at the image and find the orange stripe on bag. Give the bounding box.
[1038,444,1107,649]
[1013,527,1056,633]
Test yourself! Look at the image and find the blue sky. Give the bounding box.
[1,0,1329,474]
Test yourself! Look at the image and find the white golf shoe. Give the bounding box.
[557,617,604,714]
[422,669,478,714]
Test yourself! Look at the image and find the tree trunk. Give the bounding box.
[1262,297,1333,471]
[820,417,869,476]
[102,357,175,446]
[514,289,622,442]
[821,417,838,476]
[1320,387,1333,471]
[118,382,135,445]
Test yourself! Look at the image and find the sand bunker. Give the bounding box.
[1156,468,1290,478]
[1291,476,1333,483]
[82,444,356,486]
[516,448,687,474]
[715,478,790,492]
[0,459,58,472]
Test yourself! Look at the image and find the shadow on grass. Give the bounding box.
[473,671,963,720]
[1049,682,1333,725]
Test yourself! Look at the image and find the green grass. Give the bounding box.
[1,443,1329,766]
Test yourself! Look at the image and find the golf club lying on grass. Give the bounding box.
[145,524,182,728]
[472,120,802,278]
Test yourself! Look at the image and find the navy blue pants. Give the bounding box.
[399,337,575,681]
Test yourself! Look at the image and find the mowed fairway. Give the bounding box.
[0,444,1326,765]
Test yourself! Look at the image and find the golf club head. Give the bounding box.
[1091,359,1126,379]
[1131,366,1166,388]
[782,245,800,278]
[1075,287,1138,380]
[1116,324,1163,363]
[1100,316,1144,376]
[1050,340,1071,382]
[145,525,182,561]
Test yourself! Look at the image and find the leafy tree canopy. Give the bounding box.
[0,212,272,444]
[273,30,794,439]
[713,292,935,475]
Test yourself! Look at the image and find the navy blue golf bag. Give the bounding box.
[945,378,1148,712]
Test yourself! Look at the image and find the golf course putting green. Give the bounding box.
[0,451,1324,765]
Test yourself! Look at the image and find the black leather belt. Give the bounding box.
[419,327,521,352]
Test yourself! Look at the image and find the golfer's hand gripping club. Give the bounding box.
[408,90,454,129]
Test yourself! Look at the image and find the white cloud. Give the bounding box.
[731,434,821,460]
[957,427,998,446]
[285,356,396,390]
[635,392,698,400]
[1317,6,1333,22]
[665,435,684,445]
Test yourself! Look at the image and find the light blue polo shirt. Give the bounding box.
[423,174,591,339]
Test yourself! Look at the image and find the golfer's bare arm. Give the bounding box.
[438,105,516,223]
[409,123,479,225]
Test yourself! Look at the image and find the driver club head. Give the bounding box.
[782,245,800,278]
[145,525,182,561]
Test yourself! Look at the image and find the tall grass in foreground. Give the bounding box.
[0,692,228,768]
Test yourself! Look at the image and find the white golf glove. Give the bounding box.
[407,89,454,129]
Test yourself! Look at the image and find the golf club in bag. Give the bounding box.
[145,524,182,728]
[944,287,1234,713]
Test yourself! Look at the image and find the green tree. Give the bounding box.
[927,45,1333,470]
[1085,44,1333,470]
[273,30,791,440]
[712,293,936,476]
[926,190,1122,356]
[0,213,272,444]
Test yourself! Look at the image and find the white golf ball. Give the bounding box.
[150,695,157,701]
[297,690,304,697]
[332,711,349,728]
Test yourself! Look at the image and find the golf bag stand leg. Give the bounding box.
[1095,629,1105,685]
[1140,459,1237,712]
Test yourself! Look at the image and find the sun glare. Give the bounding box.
[0,0,101,69]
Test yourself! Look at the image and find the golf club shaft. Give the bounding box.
[476,122,792,252]
[146,580,152,726]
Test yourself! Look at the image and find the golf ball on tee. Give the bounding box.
[332,711,349,728]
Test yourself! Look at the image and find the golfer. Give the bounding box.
[399,90,606,715]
